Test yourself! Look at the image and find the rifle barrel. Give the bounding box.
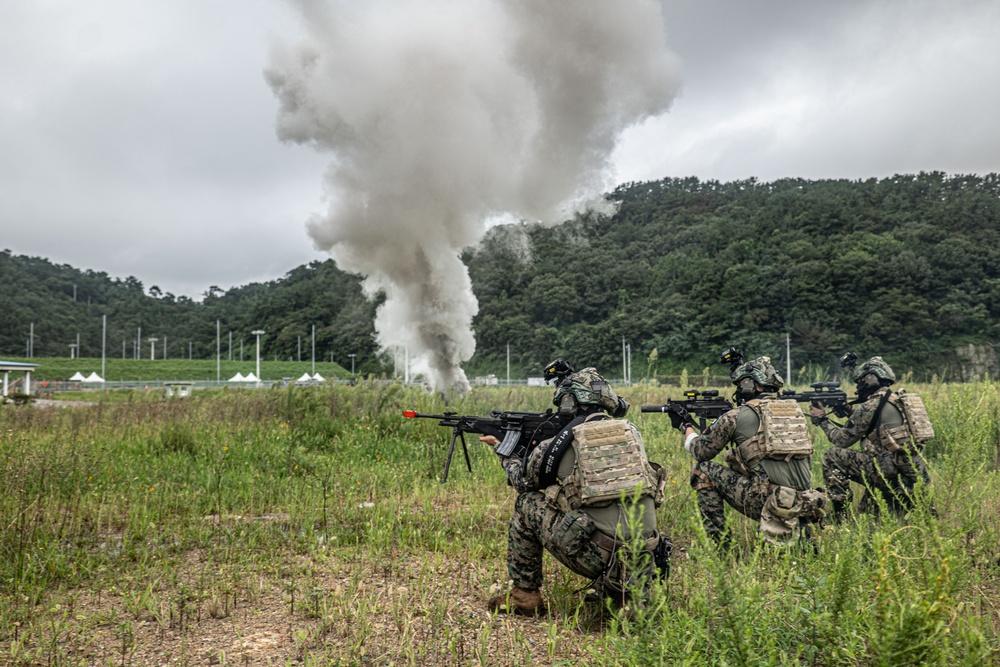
[402,410,454,420]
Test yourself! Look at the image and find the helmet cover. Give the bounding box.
[731,356,784,391]
[851,356,896,384]
[552,367,620,413]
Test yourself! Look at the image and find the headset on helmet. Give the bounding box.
[551,366,627,417]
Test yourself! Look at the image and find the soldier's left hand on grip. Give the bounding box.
[669,405,692,432]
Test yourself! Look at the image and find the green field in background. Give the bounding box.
[0,356,350,381]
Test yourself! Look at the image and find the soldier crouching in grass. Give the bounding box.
[811,355,934,521]
[678,356,826,547]
[480,363,669,616]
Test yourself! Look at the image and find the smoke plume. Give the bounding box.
[266,0,679,390]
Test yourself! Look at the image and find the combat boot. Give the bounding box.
[487,586,547,616]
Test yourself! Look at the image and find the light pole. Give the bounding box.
[348,353,356,376]
[69,343,77,359]
[148,337,159,360]
[252,330,265,386]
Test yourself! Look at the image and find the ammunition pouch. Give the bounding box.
[759,485,827,544]
[550,509,597,560]
[650,461,668,508]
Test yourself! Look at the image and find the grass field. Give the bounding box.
[0,381,997,665]
[0,357,350,382]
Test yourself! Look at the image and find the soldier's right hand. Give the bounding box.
[479,435,500,446]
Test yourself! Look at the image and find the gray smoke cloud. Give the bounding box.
[266,0,679,390]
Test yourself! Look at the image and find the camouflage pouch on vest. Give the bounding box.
[878,424,909,454]
[894,390,935,445]
[563,418,656,510]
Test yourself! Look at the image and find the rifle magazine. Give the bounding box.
[495,430,522,458]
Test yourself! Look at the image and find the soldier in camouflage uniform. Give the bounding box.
[811,356,932,520]
[678,357,824,545]
[482,365,666,616]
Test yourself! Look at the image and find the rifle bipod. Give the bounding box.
[441,427,473,483]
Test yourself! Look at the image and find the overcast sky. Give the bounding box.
[1,0,998,299]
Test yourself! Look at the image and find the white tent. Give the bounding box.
[244,372,259,383]
[312,373,325,382]
[297,373,313,383]
[83,372,104,383]
[69,372,86,381]
[228,372,245,382]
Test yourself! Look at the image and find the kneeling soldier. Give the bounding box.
[812,355,933,520]
[680,356,825,545]
[482,365,668,615]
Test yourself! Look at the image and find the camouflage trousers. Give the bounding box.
[822,447,930,514]
[690,460,770,539]
[506,491,609,590]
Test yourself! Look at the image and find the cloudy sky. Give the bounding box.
[2,0,998,299]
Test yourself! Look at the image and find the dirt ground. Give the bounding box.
[22,547,598,667]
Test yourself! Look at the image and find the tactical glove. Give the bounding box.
[808,403,827,425]
[669,406,693,432]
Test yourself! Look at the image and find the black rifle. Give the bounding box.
[781,381,852,418]
[640,390,734,432]
[403,409,573,482]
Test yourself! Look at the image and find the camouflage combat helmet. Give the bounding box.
[851,356,896,385]
[552,367,621,414]
[731,356,784,391]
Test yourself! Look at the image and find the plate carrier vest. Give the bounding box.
[866,389,935,455]
[560,414,659,511]
[729,398,813,472]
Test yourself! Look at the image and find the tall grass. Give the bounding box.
[0,380,997,665]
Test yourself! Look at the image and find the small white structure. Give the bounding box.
[164,382,194,398]
[228,372,245,382]
[0,360,40,396]
[527,377,547,386]
[312,372,325,382]
[69,372,86,381]
[83,372,105,383]
[296,372,313,384]
[244,372,259,383]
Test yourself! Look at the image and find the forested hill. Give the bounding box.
[4,171,1000,380]
[468,172,1000,379]
[0,254,380,371]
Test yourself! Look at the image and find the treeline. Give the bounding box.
[466,172,1000,380]
[3,171,999,381]
[0,254,380,373]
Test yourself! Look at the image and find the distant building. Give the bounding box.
[0,360,40,396]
